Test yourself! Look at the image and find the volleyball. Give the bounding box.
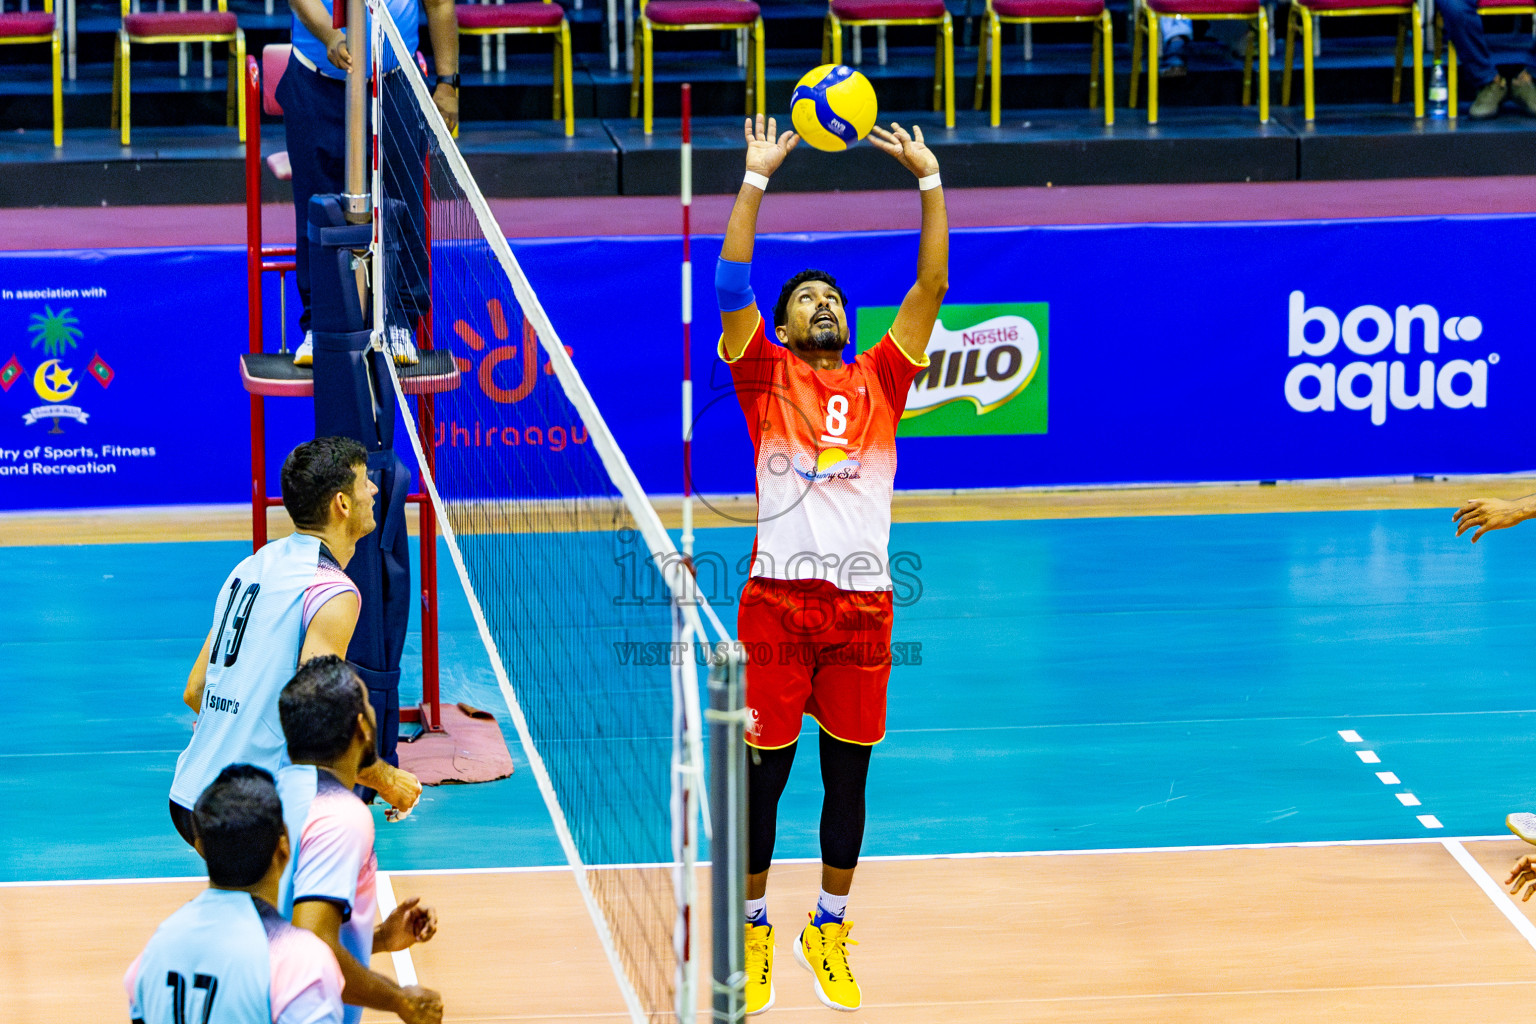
[789,64,878,152]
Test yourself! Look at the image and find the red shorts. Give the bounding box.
[737,576,895,749]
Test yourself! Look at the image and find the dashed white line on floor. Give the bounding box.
[1340,730,1444,830]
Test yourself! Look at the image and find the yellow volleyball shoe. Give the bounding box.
[745,922,775,1015]
[795,915,861,1011]
[1508,812,1536,844]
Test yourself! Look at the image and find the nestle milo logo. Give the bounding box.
[856,302,1047,437]
[910,313,1039,416]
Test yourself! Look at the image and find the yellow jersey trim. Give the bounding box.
[719,313,764,364]
[883,331,931,368]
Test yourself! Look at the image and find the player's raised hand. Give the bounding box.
[744,114,799,179]
[1453,496,1533,542]
[377,896,439,951]
[869,123,939,179]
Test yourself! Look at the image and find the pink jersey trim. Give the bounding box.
[269,924,344,1022]
[302,561,359,631]
[123,951,143,1017]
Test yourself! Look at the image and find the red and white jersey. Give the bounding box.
[721,315,928,592]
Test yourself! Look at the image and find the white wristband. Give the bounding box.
[743,171,770,191]
[918,172,942,191]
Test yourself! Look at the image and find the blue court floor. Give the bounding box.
[5,507,1535,883]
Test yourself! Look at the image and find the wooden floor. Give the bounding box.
[11,841,1536,1024]
[3,478,1530,547]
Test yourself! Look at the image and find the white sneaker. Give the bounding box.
[386,325,420,366]
[293,331,313,367]
[1508,813,1536,845]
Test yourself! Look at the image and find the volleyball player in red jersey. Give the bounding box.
[715,114,947,1013]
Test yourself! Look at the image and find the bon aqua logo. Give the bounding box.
[855,301,1048,437]
[2,306,114,433]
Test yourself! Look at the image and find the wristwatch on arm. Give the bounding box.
[431,72,460,91]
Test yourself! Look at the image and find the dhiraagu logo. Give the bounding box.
[855,302,1047,436]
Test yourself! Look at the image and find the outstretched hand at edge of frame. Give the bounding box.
[744,114,799,179]
[1453,496,1535,543]
[868,123,939,178]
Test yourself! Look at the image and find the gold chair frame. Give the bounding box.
[1129,1,1269,123]
[1283,0,1422,119]
[974,0,1113,126]
[823,5,955,127]
[459,0,574,136]
[1,0,62,146]
[630,0,764,135]
[112,0,244,145]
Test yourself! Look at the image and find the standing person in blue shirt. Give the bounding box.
[126,764,346,1024]
[279,0,458,367]
[170,436,421,842]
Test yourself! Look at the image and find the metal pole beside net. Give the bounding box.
[709,641,748,1024]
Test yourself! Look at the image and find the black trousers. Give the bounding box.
[275,59,429,335]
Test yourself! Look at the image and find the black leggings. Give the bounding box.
[748,729,872,875]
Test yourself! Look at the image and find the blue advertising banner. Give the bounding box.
[1,214,1532,511]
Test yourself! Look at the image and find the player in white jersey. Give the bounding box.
[277,655,443,1024]
[170,437,421,845]
[715,116,947,1013]
[127,764,345,1024]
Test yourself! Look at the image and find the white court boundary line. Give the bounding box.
[1443,839,1536,955]
[374,871,419,987]
[7,834,1525,888]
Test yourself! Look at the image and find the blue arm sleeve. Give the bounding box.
[716,257,755,313]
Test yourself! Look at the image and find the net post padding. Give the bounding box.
[670,602,699,1023]
[370,5,722,1018]
[708,642,747,1024]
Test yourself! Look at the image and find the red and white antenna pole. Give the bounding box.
[681,82,694,561]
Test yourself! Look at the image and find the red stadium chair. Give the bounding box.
[823,0,955,128]
[1129,0,1268,123]
[457,0,575,136]
[973,0,1112,126]
[631,0,764,135]
[113,0,245,145]
[0,0,62,146]
[1284,0,1422,120]
[1434,2,1535,118]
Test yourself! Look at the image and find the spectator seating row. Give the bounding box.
[0,0,61,144]
[2,0,1465,146]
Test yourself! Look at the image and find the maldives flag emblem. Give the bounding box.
[0,354,21,391]
[87,351,113,388]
